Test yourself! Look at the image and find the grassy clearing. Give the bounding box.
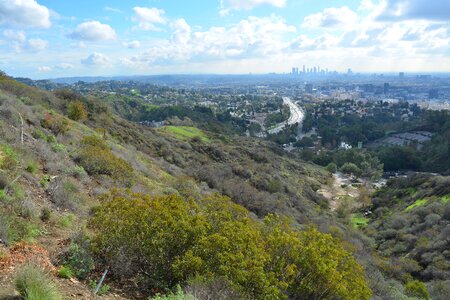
[350,213,369,229]
[160,126,209,142]
[405,199,428,211]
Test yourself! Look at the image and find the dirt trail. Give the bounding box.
[317,172,361,211]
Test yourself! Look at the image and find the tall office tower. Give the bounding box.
[384,83,390,94]
[303,65,306,73]
[292,67,296,75]
[399,72,405,78]
[347,68,353,74]
[313,67,317,73]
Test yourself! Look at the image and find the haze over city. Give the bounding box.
[1,0,450,78]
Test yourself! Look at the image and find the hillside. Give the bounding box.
[0,74,361,299]
[0,74,447,300]
[364,174,450,299]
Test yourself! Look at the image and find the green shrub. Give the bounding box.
[80,135,108,150]
[40,207,52,222]
[59,213,75,228]
[0,144,18,170]
[15,263,62,300]
[46,135,57,143]
[32,129,47,140]
[150,285,194,300]
[90,280,110,295]
[404,280,430,299]
[67,101,87,121]
[76,138,133,183]
[0,173,8,189]
[90,191,372,300]
[64,243,94,280]
[41,112,69,135]
[326,162,337,173]
[25,161,39,173]
[267,179,282,193]
[58,265,73,279]
[66,165,86,178]
[39,175,51,189]
[51,143,66,153]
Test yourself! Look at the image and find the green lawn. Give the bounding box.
[405,199,428,211]
[159,126,209,142]
[350,213,369,229]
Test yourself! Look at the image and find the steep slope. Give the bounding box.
[365,174,450,299]
[0,75,342,299]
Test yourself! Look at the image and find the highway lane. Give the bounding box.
[268,97,304,135]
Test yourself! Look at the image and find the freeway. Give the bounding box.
[268,97,304,135]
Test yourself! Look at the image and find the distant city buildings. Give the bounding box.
[384,83,390,95]
[290,65,334,76]
[429,89,439,99]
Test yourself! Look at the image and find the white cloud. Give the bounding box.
[220,0,286,15]
[68,21,116,41]
[56,63,75,69]
[38,66,51,73]
[3,30,48,52]
[132,7,166,31]
[104,6,122,13]
[302,6,358,29]
[289,34,340,51]
[377,0,450,21]
[358,0,376,11]
[125,15,296,66]
[0,0,51,28]
[171,19,191,44]
[123,40,141,49]
[81,52,111,66]
[221,0,286,10]
[3,29,26,43]
[27,38,48,51]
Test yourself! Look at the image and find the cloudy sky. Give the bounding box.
[0,0,449,78]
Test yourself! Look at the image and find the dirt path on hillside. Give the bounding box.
[317,172,361,211]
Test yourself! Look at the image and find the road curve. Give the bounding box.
[268,97,304,134]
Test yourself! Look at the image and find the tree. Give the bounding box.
[326,162,337,173]
[340,162,362,177]
[294,136,314,148]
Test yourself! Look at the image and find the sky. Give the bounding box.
[0,0,449,78]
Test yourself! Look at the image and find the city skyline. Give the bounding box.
[1,0,450,79]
